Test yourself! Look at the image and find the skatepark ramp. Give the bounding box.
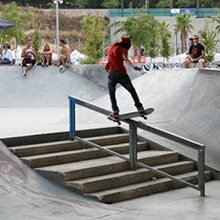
[0,66,220,204]
[73,68,220,174]
[2,96,214,203]
[0,66,107,107]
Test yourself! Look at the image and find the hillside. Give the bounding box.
[0,4,86,51]
[25,7,85,51]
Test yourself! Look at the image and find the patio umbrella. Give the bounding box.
[0,19,16,30]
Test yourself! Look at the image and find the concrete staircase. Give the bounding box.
[8,129,212,203]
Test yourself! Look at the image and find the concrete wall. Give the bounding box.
[69,64,143,90]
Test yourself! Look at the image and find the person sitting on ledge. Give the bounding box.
[41,43,53,67]
[182,35,205,69]
[0,42,15,65]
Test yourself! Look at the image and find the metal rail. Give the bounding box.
[69,96,206,196]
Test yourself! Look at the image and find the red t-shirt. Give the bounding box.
[105,45,127,75]
[43,49,53,58]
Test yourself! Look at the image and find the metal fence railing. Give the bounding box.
[69,96,206,196]
[109,8,220,17]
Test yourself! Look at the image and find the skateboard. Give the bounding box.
[107,108,154,125]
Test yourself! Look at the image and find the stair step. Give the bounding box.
[36,151,179,181]
[9,133,129,157]
[86,171,212,203]
[21,142,148,168]
[65,161,195,193]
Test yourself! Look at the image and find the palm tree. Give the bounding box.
[196,0,200,8]
[199,19,219,62]
[110,13,157,62]
[215,13,220,33]
[174,12,194,53]
[158,21,172,62]
[176,0,195,8]
[170,0,173,8]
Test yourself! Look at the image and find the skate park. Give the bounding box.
[0,64,220,219]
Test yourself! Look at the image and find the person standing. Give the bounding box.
[105,37,145,121]
[21,39,36,76]
[0,42,15,65]
[51,39,71,72]
[182,35,205,68]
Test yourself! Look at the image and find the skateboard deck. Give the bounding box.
[107,108,154,125]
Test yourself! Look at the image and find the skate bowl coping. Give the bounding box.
[69,96,206,196]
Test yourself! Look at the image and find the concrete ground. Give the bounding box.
[0,65,220,219]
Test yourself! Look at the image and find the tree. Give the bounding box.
[102,0,120,8]
[199,19,219,62]
[174,12,194,53]
[80,12,107,64]
[110,13,158,62]
[148,28,160,62]
[196,0,200,8]
[215,12,220,34]
[175,0,195,8]
[155,0,170,8]
[32,22,42,61]
[170,0,173,8]
[158,21,172,61]
[143,17,160,61]
[0,2,33,46]
[66,0,89,9]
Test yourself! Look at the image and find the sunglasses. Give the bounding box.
[193,38,199,40]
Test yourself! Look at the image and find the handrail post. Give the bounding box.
[68,96,207,196]
[198,146,205,196]
[129,122,137,170]
[69,98,75,140]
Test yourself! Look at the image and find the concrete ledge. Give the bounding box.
[69,64,143,89]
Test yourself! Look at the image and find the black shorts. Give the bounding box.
[22,58,36,67]
[42,56,52,65]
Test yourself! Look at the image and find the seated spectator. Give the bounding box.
[182,35,205,68]
[51,39,71,72]
[21,39,36,76]
[41,43,53,66]
[188,37,194,47]
[186,38,193,56]
[0,42,15,65]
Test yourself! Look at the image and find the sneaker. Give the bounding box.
[23,71,27,77]
[143,64,149,71]
[59,65,63,72]
[137,107,145,116]
[109,112,119,121]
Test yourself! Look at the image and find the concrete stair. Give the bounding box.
[9,133,130,157]
[8,131,212,203]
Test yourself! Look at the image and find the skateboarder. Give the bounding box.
[105,37,145,121]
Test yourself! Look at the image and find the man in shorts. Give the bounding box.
[182,35,206,68]
[21,39,36,76]
[52,39,71,72]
